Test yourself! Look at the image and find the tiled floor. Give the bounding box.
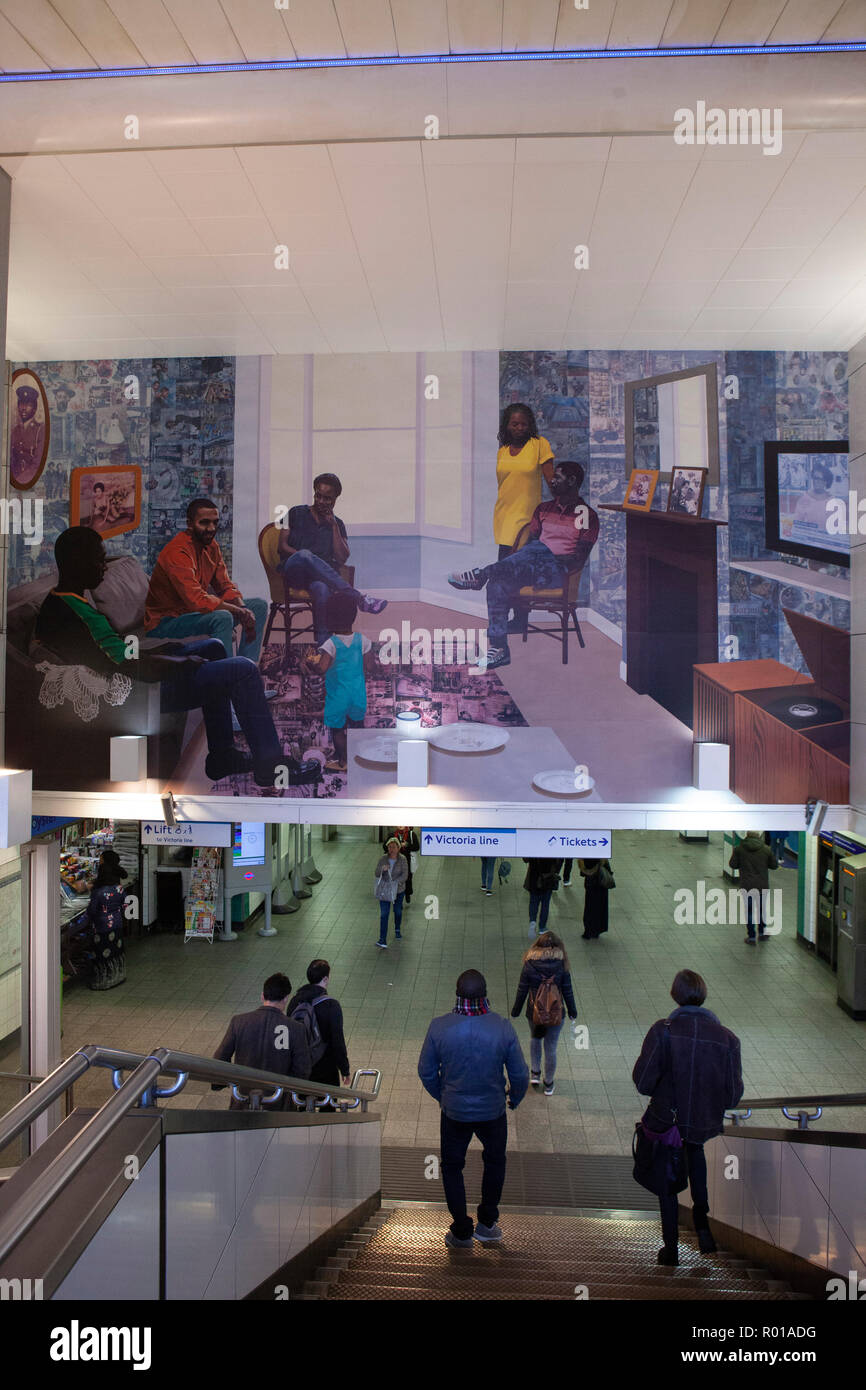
[58,830,866,1155]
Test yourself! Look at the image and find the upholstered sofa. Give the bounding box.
[6,555,192,791]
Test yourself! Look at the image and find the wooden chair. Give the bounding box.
[257,523,355,671]
[508,518,598,666]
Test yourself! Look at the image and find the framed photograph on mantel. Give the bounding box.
[667,466,706,518]
[623,468,659,512]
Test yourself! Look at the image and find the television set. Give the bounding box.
[764,440,850,568]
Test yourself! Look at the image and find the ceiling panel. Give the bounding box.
[446,0,503,53]
[333,0,397,56]
[389,0,450,55]
[103,0,194,65]
[0,10,49,70]
[714,0,789,45]
[553,0,617,49]
[822,0,866,41]
[160,0,245,63]
[660,0,729,48]
[608,0,677,48]
[0,0,96,67]
[156,168,259,218]
[502,0,559,51]
[48,0,145,66]
[283,0,346,58]
[769,0,849,43]
[218,0,297,60]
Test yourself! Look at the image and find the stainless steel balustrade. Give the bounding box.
[726,1090,866,1130]
[0,1043,382,1267]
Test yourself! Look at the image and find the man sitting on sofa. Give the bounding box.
[36,527,320,789]
[145,497,268,663]
[276,472,387,646]
[447,460,599,672]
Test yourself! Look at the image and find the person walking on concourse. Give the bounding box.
[632,969,743,1266]
[374,836,409,948]
[418,969,529,1248]
[510,931,578,1096]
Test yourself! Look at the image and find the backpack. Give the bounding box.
[531,975,563,1028]
[289,996,332,1066]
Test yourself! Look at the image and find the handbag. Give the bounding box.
[409,851,419,874]
[598,861,615,890]
[631,1026,687,1197]
[375,870,397,902]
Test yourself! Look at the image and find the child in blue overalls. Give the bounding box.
[305,592,371,772]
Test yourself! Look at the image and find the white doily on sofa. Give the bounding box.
[37,663,133,723]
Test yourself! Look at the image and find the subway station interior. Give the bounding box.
[0,0,865,1344]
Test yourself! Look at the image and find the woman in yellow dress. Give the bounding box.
[494,404,555,634]
[494,404,555,558]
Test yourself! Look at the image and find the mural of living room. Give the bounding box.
[6,347,850,806]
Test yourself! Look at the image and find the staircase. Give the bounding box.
[299,1205,812,1301]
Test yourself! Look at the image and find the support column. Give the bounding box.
[29,838,61,1148]
[850,333,866,832]
[0,166,12,767]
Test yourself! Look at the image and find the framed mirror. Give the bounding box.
[624,362,720,487]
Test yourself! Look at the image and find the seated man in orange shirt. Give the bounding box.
[145,498,267,662]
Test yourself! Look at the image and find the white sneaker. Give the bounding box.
[527,921,537,939]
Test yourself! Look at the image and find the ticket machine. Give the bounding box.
[837,852,866,1020]
[221,822,274,940]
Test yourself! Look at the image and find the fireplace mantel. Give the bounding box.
[599,506,728,727]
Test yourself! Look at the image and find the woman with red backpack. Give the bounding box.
[510,932,578,1096]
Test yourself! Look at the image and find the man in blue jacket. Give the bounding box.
[418,969,529,1247]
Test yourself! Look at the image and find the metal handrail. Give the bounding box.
[0,1044,383,1267]
[0,1045,381,1157]
[726,1091,866,1130]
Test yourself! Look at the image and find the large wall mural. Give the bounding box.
[6,348,850,810]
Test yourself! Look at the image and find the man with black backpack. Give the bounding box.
[287,960,351,1106]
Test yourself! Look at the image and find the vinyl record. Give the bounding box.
[764,694,842,727]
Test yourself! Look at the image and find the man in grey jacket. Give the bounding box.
[213,972,311,1111]
[418,969,529,1247]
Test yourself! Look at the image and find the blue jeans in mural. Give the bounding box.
[150,596,268,664]
[277,551,364,645]
[159,638,281,767]
[482,540,568,647]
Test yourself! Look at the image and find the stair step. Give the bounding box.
[325,1282,803,1302]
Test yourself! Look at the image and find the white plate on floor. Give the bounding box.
[355,735,401,765]
[429,723,510,753]
[532,769,596,797]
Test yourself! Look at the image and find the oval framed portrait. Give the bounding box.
[9,368,51,491]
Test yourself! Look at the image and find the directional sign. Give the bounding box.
[141,821,232,848]
[516,829,611,858]
[421,828,517,857]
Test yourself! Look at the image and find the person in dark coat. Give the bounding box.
[728,831,778,942]
[510,932,578,1095]
[213,973,311,1111]
[85,851,128,991]
[418,968,528,1248]
[632,969,744,1266]
[522,857,562,938]
[287,959,350,1105]
[578,857,611,938]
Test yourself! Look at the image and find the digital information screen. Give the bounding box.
[232,822,266,867]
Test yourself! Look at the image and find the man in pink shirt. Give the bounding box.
[448,461,599,671]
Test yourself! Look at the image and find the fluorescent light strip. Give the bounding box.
[0,42,864,83]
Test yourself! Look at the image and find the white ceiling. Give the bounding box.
[0,0,863,72]
[3,129,866,357]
